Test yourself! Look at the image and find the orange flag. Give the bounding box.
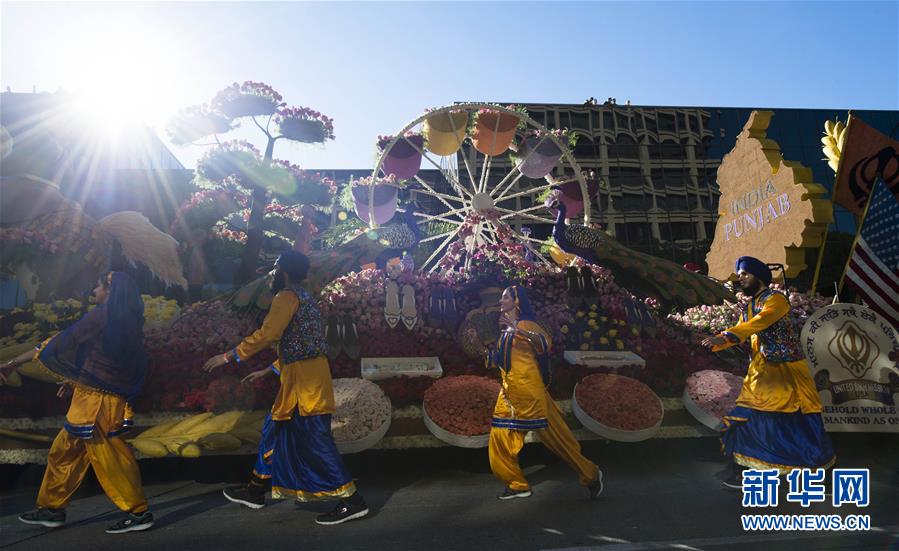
[833,116,899,215]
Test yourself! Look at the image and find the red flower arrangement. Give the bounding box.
[575,373,663,431]
[423,375,501,436]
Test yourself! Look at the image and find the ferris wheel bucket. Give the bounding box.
[381,135,424,180]
[557,178,599,218]
[423,111,469,156]
[351,184,398,225]
[517,137,563,179]
[472,111,518,156]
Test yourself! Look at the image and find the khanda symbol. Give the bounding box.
[848,146,899,210]
[828,321,879,379]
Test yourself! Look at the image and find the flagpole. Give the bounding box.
[811,113,853,294]
[837,178,877,296]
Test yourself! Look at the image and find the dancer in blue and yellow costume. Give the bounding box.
[0,272,154,533]
[469,285,603,500]
[702,256,835,488]
[203,250,368,525]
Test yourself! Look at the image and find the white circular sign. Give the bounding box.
[801,303,899,432]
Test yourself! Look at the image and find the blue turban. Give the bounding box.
[277,250,310,282]
[735,256,772,286]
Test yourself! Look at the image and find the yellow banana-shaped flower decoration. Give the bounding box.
[822,118,847,174]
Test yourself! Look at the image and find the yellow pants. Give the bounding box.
[489,399,598,491]
[36,387,148,513]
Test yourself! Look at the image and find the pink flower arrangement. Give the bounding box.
[523,127,578,150]
[575,373,663,431]
[210,81,284,119]
[423,375,501,436]
[376,132,421,152]
[0,227,62,255]
[684,369,743,421]
[669,283,832,338]
[275,106,335,142]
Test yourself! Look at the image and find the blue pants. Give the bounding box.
[253,411,356,501]
[721,406,835,473]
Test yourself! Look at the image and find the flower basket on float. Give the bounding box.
[573,373,663,442]
[681,370,743,430]
[211,81,283,119]
[350,175,403,225]
[378,133,424,180]
[515,129,577,179]
[471,105,524,156]
[275,106,335,143]
[331,378,392,454]
[422,109,469,156]
[548,171,601,219]
[422,375,500,448]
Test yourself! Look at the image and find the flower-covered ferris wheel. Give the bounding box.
[357,103,598,273]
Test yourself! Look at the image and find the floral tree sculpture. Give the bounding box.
[167,81,337,283]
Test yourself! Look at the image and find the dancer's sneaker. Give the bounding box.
[105,511,154,533]
[315,498,369,525]
[498,487,532,500]
[722,471,744,490]
[223,484,266,509]
[18,508,65,528]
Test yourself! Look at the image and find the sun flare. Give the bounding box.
[59,19,185,135]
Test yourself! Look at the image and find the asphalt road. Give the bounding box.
[1,434,897,551]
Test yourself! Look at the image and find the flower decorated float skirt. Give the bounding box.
[714,289,835,474]
[487,318,599,491]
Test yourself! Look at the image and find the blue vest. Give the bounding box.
[278,286,328,363]
[744,289,804,363]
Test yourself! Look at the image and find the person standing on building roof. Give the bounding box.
[202,250,369,525]
[701,256,835,488]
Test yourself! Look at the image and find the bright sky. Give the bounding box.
[2,1,897,170]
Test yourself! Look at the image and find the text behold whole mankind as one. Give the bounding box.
[724,180,792,241]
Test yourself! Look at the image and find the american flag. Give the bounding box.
[844,178,899,330]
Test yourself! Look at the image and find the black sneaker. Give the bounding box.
[105,511,154,534]
[588,469,604,500]
[722,463,745,490]
[19,508,66,528]
[223,485,266,509]
[315,498,369,525]
[722,473,743,490]
[498,487,532,500]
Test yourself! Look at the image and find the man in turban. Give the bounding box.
[701,256,835,489]
[202,250,368,525]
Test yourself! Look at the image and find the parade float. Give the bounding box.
[5,101,886,464]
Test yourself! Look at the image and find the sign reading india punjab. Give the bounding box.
[706,110,833,279]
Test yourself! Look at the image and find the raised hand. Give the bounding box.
[241,368,271,384]
[202,354,228,373]
[701,334,727,348]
